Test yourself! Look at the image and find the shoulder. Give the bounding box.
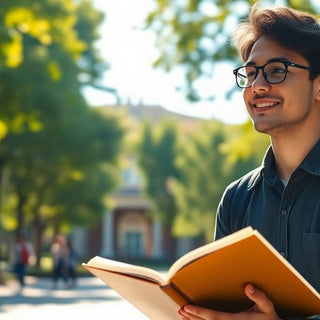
[225,166,262,197]
[215,166,262,239]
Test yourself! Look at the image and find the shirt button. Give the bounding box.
[280,251,286,257]
[281,209,287,216]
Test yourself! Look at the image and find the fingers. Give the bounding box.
[244,283,279,317]
[178,305,228,320]
[178,285,280,320]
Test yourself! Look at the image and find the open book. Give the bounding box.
[83,226,320,319]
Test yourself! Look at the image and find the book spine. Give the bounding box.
[161,282,193,307]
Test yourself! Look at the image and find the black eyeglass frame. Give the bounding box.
[233,60,319,88]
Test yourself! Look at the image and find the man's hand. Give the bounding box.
[178,283,282,320]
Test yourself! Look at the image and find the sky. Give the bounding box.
[83,0,249,124]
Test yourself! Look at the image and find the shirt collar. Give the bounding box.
[299,139,320,176]
[261,146,279,184]
[262,139,320,180]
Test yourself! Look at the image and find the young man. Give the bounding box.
[179,5,320,320]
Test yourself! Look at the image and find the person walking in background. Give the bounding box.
[51,234,69,289]
[13,234,32,291]
[66,238,78,289]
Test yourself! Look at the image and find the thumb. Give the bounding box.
[244,284,277,315]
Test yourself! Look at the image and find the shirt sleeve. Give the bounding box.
[214,193,232,240]
[214,167,261,241]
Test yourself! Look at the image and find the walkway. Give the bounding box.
[0,276,148,319]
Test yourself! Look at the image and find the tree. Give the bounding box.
[172,120,269,241]
[146,0,319,101]
[138,120,180,225]
[172,121,228,241]
[0,0,125,265]
[136,115,269,243]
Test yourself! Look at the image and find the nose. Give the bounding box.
[251,69,271,93]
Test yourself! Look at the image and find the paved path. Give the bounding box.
[0,276,149,319]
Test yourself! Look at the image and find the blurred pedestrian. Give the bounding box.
[66,238,78,288]
[51,234,69,289]
[13,234,32,291]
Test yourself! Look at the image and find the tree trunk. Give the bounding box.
[33,213,44,267]
[16,187,26,238]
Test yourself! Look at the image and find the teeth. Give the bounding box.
[255,102,277,108]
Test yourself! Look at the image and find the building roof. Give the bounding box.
[95,103,204,134]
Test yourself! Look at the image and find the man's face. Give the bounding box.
[243,36,320,136]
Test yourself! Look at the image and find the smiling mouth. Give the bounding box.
[254,102,279,109]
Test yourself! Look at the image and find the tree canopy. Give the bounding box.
[146,0,320,101]
[0,0,125,264]
[137,117,269,241]
[138,120,180,225]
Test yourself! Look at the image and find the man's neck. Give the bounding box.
[271,132,320,181]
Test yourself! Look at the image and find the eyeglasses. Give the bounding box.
[233,60,318,88]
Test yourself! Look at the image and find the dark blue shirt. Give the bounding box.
[215,140,320,319]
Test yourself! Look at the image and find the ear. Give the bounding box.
[314,76,320,101]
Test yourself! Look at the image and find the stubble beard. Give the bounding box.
[252,103,312,136]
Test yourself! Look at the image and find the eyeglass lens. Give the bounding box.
[236,61,287,87]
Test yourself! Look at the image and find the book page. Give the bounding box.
[167,226,254,279]
[83,227,255,286]
[85,266,182,319]
[83,256,167,285]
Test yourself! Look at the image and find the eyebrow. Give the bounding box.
[245,56,289,66]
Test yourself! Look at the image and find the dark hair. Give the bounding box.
[233,5,320,79]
